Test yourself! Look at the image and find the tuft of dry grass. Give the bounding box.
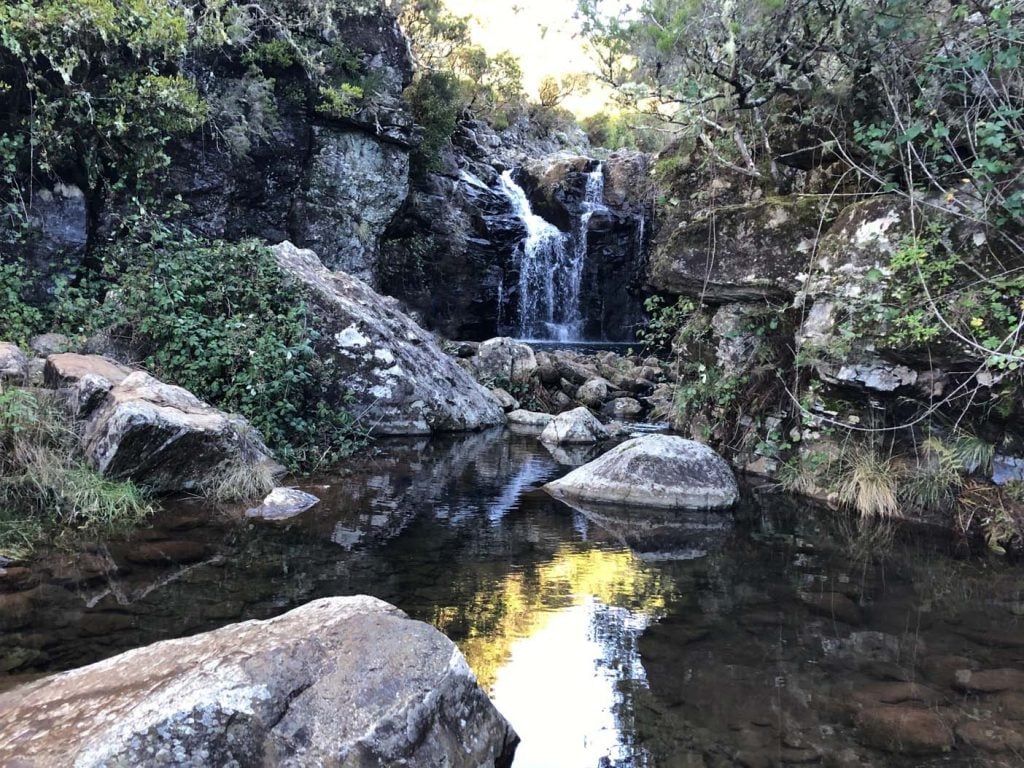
[835,446,901,520]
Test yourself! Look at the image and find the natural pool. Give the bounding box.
[1,429,1022,766]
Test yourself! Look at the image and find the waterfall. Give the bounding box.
[498,166,604,341]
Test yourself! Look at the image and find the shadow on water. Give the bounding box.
[1,429,1023,766]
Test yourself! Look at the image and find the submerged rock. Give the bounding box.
[82,371,276,493]
[0,596,518,767]
[854,706,954,755]
[539,406,609,445]
[273,241,504,435]
[545,434,738,509]
[246,487,321,520]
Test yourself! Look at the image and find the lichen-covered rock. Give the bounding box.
[246,487,321,520]
[0,342,28,382]
[602,397,644,420]
[294,128,410,284]
[576,377,611,407]
[82,371,275,493]
[539,406,609,445]
[507,409,554,427]
[273,241,504,435]
[28,333,73,357]
[649,197,831,300]
[43,353,133,417]
[0,596,519,768]
[471,337,539,386]
[545,434,738,509]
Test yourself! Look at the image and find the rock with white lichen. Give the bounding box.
[0,596,519,768]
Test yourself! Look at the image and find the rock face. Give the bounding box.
[7,2,415,302]
[546,434,739,509]
[0,596,519,768]
[649,196,831,300]
[83,371,276,493]
[295,128,411,283]
[273,241,505,435]
[539,406,610,445]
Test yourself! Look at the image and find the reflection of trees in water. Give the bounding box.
[437,545,678,692]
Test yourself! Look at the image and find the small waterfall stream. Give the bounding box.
[498,166,605,341]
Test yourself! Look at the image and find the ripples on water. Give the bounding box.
[2,429,1023,766]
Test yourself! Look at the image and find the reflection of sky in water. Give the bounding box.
[490,598,650,768]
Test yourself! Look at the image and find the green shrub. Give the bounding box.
[68,223,362,469]
[0,262,45,346]
[405,70,464,177]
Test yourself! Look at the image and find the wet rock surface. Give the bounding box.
[539,406,610,444]
[0,596,518,768]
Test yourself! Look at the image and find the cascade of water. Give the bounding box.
[497,166,604,341]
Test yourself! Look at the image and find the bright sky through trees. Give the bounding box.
[444,0,614,116]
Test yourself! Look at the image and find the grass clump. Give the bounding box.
[0,386,152,558]
[834,445,901,520]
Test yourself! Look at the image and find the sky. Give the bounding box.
[444,0,614,116]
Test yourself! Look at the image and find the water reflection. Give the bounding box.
[1,431,1023,767]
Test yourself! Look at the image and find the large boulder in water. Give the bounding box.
[82,371,276,493]
[0,596,519,768]
[545,434,739,509]
[273,241,505,435]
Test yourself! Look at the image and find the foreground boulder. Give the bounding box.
[545,434,739,509]
[274,242,504,435]
[0,342,27,381]
[0,596,518,768]
[83,371,276,493]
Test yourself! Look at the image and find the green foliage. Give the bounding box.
[316,83,365,119]
[0,262,44,346]
[399,0,527,140]
[67,222,363,469]
[405,71,464,176]
[0,386,152,557]
[638,295,698,353]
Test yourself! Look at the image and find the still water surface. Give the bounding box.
[2,430,1022,766]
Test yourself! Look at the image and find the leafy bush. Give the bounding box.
[68,223,362,469]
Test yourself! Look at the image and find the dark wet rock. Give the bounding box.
[854,706,954,755]
[83,371,276,493]
[955,720,1024,754]
[849,682,944,709]
[121,541,213,565]
[798,591,863,626]
[273,241,504,435]
[538,406,609,445]
[954,668,1024,693]
[246,488,321,521]
[0,591,34,631]
[545,434,738,509]
[9,184,88,303]
[0,567,38,593]
[991,691,1024,721]
[0,596,518,768]
[0,343,28,382]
